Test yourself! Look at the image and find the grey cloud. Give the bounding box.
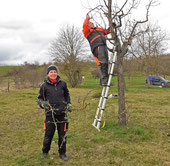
[0,19,57,65]
[0,20,32,30]
[0,36,51,65]
[0,44,23,64]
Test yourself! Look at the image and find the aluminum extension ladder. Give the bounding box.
[92,51,117,131]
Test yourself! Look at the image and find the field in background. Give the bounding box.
[0,75,170,166]
[0,66,17,74]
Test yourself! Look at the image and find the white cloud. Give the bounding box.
[0,0,169,65]
[0,18,52,65]
[0,0,88,65]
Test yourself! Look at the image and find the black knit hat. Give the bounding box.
[47,65,58,74]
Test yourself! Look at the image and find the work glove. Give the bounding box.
[41,101,51,110]
[66,103,72,112]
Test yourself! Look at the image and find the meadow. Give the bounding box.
[0,74,170,166]
[0,66,16,74]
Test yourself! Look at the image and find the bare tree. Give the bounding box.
[129,22,167,86]
[49,24,88,87]
[87,0,157,125]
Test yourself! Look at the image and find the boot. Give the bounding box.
[41,152,48,159]
[59,154,68,161]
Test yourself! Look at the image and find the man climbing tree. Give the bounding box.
[83,13,111,86]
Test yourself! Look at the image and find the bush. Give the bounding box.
[91,69,100,79]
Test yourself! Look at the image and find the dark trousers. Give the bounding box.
[42,115,68,155]
[93,45,109,85]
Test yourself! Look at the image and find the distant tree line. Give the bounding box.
[4,63,45,89]
[124,54,170,78]
[0,52,169,91]
[0,21,169,91]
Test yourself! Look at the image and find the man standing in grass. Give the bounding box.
[37,65,71,161]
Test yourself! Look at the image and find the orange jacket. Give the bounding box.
[83,17,110,53]
[83,17,110,39]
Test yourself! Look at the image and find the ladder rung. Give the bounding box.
[100,95,107,98]
[100,96,108,99]
[94,118,101,122]
[105,85,111,87]
[109,61,115,64]
[95,108,105,113]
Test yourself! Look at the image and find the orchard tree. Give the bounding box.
[49,24,88,87]
[87,0,157,125]
[129,23,167,87]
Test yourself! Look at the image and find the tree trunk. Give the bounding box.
[117,44,127,126]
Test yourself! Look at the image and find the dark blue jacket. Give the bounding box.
[37,76,71,116]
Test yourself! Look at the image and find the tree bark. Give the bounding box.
[117,43,127,126]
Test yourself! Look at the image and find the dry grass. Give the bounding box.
[0,79,170,165]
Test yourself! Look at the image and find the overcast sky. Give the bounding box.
[0,0,170,66]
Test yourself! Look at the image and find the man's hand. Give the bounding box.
[66,103,72,112]
[41,101,51,110]
[86,13,91,20]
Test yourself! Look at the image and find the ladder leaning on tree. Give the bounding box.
[92,50,117,132]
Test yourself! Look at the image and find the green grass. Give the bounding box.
[102,121,153,142]
[0,76,170,166]
[80,75,118,89]
[0,66,16,75]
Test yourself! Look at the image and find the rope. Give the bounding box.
[101,114,106,129]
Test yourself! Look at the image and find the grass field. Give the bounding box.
[0,66,16,75]
[0,76,170,166]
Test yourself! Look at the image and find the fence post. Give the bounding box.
[7,78,10,92]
